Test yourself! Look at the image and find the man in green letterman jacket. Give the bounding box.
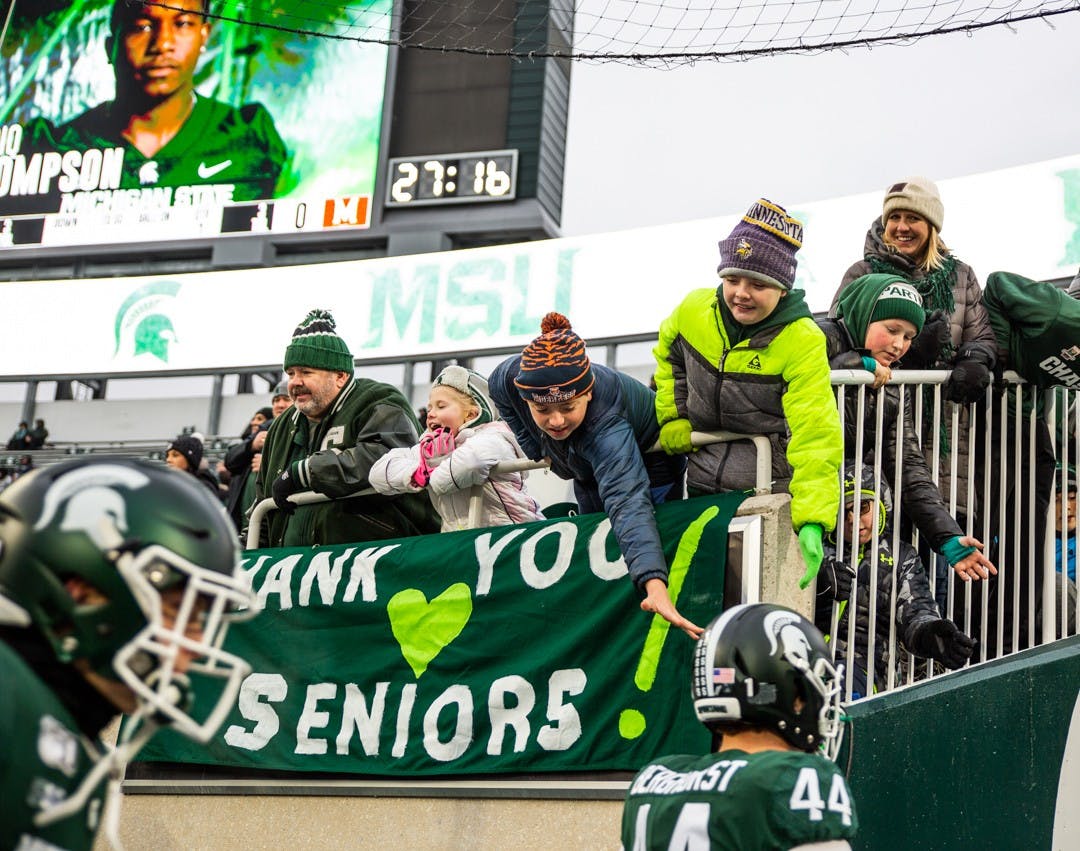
[252,310,440,549]
[654,199,842,591]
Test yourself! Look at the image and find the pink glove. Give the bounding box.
[411,428,456,487]
[421,426,456,459]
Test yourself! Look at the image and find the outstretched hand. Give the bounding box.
[641,578,703,639]
[951,536,997,581]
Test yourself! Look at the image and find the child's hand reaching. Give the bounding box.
[412,427,456,487]
[421,426,456,459]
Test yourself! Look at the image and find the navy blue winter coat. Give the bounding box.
[488,358,674,590]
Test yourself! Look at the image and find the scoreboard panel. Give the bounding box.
[0,0,392,252]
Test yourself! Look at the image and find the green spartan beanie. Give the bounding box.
[283,309,354,374]
[837,273,925,345]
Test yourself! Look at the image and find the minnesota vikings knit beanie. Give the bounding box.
[432,365,496,427]
[168,434,203,472]
[717,198,804,291]
[881,177,944,233]
[837,273,926,344]
[283,309,354,374]
[514,313,595,403]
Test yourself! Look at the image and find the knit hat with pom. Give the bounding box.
[514,312,594,404]
[283,309,353,374]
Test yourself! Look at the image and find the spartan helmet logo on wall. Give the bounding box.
[113,281,181,363]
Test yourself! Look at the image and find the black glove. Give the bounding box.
[271,467,301,515]
[944,342,995,404]
[909,619,974,669]
[900,309,950,369]
[815,558,855,601]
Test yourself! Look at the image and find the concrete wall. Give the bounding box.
[101,795,623,851]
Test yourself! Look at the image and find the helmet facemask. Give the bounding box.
[111,543,256,742]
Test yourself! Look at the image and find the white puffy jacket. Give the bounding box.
[369,420,544,532]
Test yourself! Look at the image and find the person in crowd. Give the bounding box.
[271,380,292,418]
[6,421,28,450]
[654,198,842,591]
[1054,467,1076,584]
[165,432,220,499]
[831,176,997,534]
[816,463,974,699]
[0,457,257,850]
[24,0,287,204]
[223,405,275,533]
[488,312,696,637]
[819,273,996,588]
[370,365,544,531]
[980,270,1079,647]
[621,603,857,850]
[253,309,440,548]
[26,419,49,450]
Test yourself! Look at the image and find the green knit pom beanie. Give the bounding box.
[283,309,354,374]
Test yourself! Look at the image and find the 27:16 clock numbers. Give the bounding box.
[386,149,518,207]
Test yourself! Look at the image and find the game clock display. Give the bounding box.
[386,150,518,207]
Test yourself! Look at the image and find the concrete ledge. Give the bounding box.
[736,492,815,619]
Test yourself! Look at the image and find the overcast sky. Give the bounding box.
[561,12,1080,235]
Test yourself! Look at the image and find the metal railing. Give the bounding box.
[245,431,774,550]
[827,368,1077,702]
[235,367,1076,704]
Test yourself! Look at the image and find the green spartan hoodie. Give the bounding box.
[983,271,1080,390]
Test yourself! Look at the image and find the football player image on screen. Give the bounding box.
[0,458,258,851]
[620,603,858,851]
[34,0,288,203]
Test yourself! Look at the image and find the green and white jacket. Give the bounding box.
[254,377,440,548]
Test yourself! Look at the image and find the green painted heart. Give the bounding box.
[387,583,473,678]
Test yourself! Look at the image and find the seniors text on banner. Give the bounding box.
[136,493,746,776]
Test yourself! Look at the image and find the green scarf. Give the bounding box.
[867,253,957,316]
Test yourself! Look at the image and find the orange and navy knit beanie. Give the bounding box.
[514,312,594,403]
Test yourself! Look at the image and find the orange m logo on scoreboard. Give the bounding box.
[323,196,371,227]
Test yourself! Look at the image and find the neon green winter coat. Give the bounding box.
[654,287,841,533]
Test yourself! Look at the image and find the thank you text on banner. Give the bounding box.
[136,493,746,776]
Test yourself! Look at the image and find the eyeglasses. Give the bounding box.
[846,499,875,517]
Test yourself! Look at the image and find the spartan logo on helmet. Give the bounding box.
[763,608,813,670]
[33,463,148,549]
[113,280,181,363]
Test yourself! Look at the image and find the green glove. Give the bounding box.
[659,418,694,455]
[797,523,824,590]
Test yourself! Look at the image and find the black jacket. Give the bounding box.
[817,317,963,553]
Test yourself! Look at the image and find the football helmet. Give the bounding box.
[0,457,257,742]
[692,603,845,759]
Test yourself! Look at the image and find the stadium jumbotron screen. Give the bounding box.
[0,0,391,250]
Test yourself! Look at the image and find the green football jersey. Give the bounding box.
[20,94,287,209]
[621,749,858,850]
[0,641,108,851]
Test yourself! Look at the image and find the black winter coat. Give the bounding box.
[817,317,963,553]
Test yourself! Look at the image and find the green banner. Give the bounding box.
[137,493,746,776]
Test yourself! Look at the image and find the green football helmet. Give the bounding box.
[0,457,257,742]
[692,603,845,760]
